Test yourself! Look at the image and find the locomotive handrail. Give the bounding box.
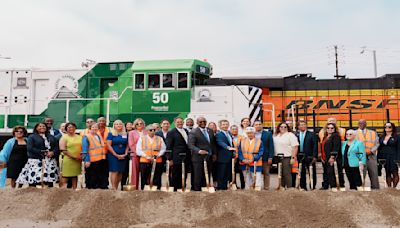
[262,102,276,131]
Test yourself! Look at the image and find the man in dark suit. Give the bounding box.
[254,120,275,190]
[188,117,217,191]
[166,117,191,191]
[156,119,171,181]
[296,120,318,190]
[155,119,170,141]
[215,120,236,190]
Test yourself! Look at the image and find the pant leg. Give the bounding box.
[120,156,130,190]
[131,156,140,189]
[217,162,228,190]
[322,162,329,189]
[154,163,163,190]
[327,162,336,188]
[85,163,94,189]
[192,162,203,191]
[140,163,150,190]
[256,172,262,188]
[337,159,345,187]
[172,163,182,191]
[300,160,307,190]
[366,155,380,189]
[345,166,356,190]
[243,169,252,190]
[235,159,245,189]
[262,162,271,190]
[282,158,292,188]
[354,167,362,188]
[98,159,109,189]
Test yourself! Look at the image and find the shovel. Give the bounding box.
[308,156,314,190]
[229,158,237,190]
[144,155,158,191]
[378,159,387,188]
[296,153,305,190]
[201,155,215,193]
[78,152,86,190]
[177,153,190,193]
[251,152,261,191]
[331,152,345,192]
[161,151,174,192]
[37,150,49,189]
[276,153,284,191]
[123,152,136,191]
[356,152,370,192]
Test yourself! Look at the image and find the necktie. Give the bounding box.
[178,128,188,143]
[225,131,232,147]
[300,132,305,152]
[202,128,210,142]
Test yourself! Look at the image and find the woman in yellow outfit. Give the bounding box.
[59,122,82,189]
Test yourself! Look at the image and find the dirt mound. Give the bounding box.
[1,188,400,228]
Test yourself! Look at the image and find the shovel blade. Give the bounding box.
[123,185,136,191]
[144,185,151,191]
[331,188,338,192]
[230,184,237,191]
[357,186,364,192]
[254,186,262,191]
[363,187,371,192]
[340,187,346,192]
[201,187,209,192]
[208,187,216,193]
[151,186,158,191]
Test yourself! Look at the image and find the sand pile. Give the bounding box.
[0,188,400,228]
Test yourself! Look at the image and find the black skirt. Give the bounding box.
[7,143,28,179]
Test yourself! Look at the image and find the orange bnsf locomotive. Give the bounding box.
[209,73,400,131]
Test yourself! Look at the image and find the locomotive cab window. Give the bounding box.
[148,74,160,89]
[134,74,145,90]
[178,73,189,89]
[162,73,174,88]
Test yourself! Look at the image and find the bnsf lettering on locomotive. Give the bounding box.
[286,98,400,110]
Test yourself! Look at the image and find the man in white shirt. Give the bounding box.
[136,124,166,190]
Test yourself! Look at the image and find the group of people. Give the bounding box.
[0,115,399,191]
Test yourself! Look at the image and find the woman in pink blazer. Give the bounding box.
[128,118,147,189]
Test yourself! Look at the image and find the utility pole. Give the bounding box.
[333,45,345,79]
[373,50,378,78]
[334,45,339,78]
[360,47,378,78]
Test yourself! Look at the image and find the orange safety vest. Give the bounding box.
[86,134,106,162]
[98,127,110,152]
[240,138,262,167]
[139,135,163,163]
[80,129,90,137]
[232,135,243,159]
[356,129,377,155]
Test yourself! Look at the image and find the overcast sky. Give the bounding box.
[1,0,399,78]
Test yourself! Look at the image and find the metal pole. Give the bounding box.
[106,99,110,126]
[373,50,378,78]
[312,110,316,133]
[386,109,390,123]
[349,109,353,129]
[65,100,70,122]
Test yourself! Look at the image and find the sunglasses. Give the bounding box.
[86,121,93,123]
[346,133,352,136]
[136,122,144,126]
[148,129,156,132]
[385,126,392,129]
